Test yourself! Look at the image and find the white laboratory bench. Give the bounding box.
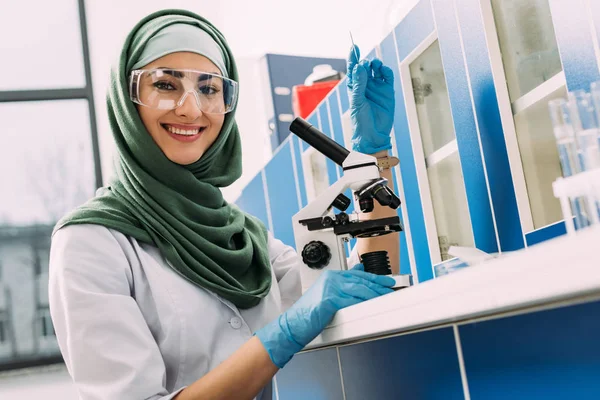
[305,224,600,351]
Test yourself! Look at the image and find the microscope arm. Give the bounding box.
[354,150,400,274]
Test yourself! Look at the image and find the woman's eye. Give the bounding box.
[199,85,220,95]
[154,81,176,90]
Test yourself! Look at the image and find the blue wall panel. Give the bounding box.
[338,77,350,114]
[328,88,345,179]
[395,0,436,62]
[235,172,269,230]
[431,0,498,254]
[525,220,567,247]
[381,31,433,281]
[277,348,344,400]
[456,0,524,252]
[318,104,339,186]
[339,327,464,399]
[393,169,411,276]
[549,0,600,91]
[265,141,301,248]
[460,300,600,399]
[292,136,308,207]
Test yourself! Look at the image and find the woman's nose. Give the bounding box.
[174,91,203,119]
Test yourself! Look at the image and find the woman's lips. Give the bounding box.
[162,124,206,143]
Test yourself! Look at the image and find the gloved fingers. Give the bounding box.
[364,79,395,108]
[347,44,361,87]
[331,292,364,309]
[338,273,396,295]
[351,263,365,271]
[347,44,361,70]
[351,63,369,99]
[340,281,393,301]
[380,65,395,85]
[344,269,396,287]
[370,58,383,80]
[368,59,394,86]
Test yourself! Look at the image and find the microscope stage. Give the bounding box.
[390,274,412,290]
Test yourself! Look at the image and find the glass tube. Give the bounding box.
[548,98,591,229]
[590,81,600,146]
[568,90,600,171]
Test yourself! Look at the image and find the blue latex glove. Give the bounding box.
[256,264,395,368]
[347,45,395,154]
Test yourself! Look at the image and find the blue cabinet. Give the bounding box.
[240,0,600,281]
[236,0,600,397]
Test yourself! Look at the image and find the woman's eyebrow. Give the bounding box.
[197,73,221,82]
[154,68,185,78]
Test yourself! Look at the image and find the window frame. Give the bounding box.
[398,31,476,266]
[0,0,100,372]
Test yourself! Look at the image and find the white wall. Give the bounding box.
[86,0,420,201]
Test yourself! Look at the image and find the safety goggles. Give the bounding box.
[129,68,238,114]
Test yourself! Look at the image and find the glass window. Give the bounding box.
[428,152,475,260]
[0,0,85,90]
[514,87,567,227]
[410,41,474,260]
[0,100,95,224]
[409,41,456,158]
[491,0,563,100]
[0,99,96,367]
[491,0,565,229]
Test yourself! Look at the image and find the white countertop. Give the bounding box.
[305,225,600,350]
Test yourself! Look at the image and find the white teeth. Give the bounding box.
[166,125,201,136]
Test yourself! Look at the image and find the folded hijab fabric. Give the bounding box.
[54,9,272,309]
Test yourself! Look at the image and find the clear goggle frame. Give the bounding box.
[129,68,238,114]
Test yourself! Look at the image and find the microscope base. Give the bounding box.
[390,274,412,290]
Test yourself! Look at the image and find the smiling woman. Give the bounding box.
[132,53,228,165]
[46,8,398,400]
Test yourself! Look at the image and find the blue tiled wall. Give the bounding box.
[235,171,269,230]
[339,327,465,400]
[276,348,344,400]
[460,300,600,399]
[276,299,600,399]
[264,140,301,248]
[317,104,339,186]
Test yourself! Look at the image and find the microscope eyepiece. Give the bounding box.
[289,117,350,167]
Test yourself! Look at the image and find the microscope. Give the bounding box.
[289,117,412,292]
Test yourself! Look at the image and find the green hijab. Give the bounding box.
[53,9,272,309]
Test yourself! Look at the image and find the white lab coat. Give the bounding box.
[48,224,304,400]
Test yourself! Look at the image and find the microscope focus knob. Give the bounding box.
[301,240,331,270]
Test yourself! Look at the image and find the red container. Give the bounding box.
[292,80,340,119]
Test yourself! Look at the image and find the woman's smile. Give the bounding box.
[161,123,206,142]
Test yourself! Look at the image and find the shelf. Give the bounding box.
[305,225,600,351]
[511,71,566,115]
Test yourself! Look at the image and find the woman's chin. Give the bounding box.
[166,151,204,166]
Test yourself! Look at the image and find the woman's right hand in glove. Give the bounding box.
[255,264,395,368]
